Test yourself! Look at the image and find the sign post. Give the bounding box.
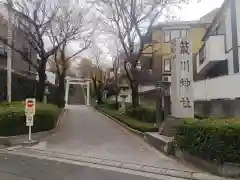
[25,98,35,141]
[171,38,194,118]
[23,98,38,145]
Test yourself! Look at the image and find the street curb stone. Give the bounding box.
[2,147,233,180]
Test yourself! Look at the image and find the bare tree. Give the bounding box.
[107,38,121,109]
[47,2,96,107]
[76,57,93,78]
[112,55,120,109]
[90,46,104,104]
[91,0,195,108]
[2,0,89,101]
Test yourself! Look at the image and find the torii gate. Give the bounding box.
[64,76,91,107]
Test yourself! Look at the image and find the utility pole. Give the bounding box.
[7,0,13,102]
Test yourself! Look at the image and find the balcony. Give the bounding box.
[193,74,240,101]
[196,35,226,75]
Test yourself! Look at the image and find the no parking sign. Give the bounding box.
[25,98,36,116]
[25,98,36,141]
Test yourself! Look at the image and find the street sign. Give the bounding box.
[25,98,36,116]
[26,115,33,127]
[25,98,36,142]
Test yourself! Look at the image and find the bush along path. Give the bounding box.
[175,118,240,178]
[0,101,60,137]
[95,102,157,133]
[95,102,240,178]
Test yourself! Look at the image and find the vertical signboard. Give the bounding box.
[25,98,36,141]
[171,38,194,118]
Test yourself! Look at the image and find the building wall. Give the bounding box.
[195,99,240,118]
[235,0,240,73]
[148,25,207,81]
[194,0,240,118]
[0,6,38,76]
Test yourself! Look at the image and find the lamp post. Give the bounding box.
[7,0,13,102]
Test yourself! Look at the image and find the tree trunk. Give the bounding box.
[92,76,103,104]
[37,69,46,102]
[97,82,103,104]
[115,88,118,109]
[131,81,139,108]
[37,60,47,102]
[92,77,97,98]
[57,71,66,108]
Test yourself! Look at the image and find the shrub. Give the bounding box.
[175,118,240,164]
[96,105,157,132]
[104,101,117,110]
[126,106,157,123]
[0,102,60,136]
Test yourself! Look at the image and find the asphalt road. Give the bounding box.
[0,153,163,180]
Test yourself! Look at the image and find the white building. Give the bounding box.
[194,0,240,117]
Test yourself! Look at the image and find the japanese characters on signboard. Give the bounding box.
[26,115,34,127]
[170,38,194,118]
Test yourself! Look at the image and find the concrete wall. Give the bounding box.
[195,99,240,118]
[193,74,240,100]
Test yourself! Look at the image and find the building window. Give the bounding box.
[171,30,180,40]
[164,31,170,42]
[148,57,153,70]
[165,29,188,42]
[180,29,187,37]
[143,33,152,44]
[164,58,171,72]
[199,45,206,65]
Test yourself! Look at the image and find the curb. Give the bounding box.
[94,107,144,138]
[0,108,66,147]
[4,148,230,180]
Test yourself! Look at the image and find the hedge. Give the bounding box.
[0,101,60,136]
[126,106,157,123]
[175,118,240,164]
[96,104,157,132]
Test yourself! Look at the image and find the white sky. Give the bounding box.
[178,0,224,20]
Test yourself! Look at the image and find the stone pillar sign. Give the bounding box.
[171,38,194,118]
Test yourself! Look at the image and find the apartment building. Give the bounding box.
[142,18,215,82]
[194,0,240,117]
[0,3,37,77]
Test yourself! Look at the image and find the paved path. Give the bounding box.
[27,106,191,171]
[4,106,231,179]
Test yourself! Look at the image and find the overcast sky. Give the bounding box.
[97,0,225,68]
[178,0,224,20]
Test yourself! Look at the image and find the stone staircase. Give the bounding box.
[68,84,86,105]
